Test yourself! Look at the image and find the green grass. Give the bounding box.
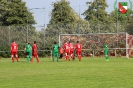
[0,57,133,88]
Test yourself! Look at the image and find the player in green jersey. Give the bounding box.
[28,43,32,61]
[24,42,32,61]
[52,42,59,62]
[104,43,109,61]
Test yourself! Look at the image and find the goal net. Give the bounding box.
[59,33,133,58]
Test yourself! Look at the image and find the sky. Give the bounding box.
[22,0,132,30]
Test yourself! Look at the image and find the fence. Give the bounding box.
[0,26,48,58]
[0,22,132,58]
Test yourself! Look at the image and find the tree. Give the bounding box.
[40,0,90,49]
[109,9,133,33]
[82,0,111,33]
[82,0,109,23]
[0,0,36,26]
[125,11,133,34]
[49,0,90,33]
[50,0,77,25]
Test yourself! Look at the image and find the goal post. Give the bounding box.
[59,33,133,58]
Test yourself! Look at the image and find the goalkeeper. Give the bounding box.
[52,42,59,62]
[104,43,109,61]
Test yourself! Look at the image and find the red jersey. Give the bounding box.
[32,44,37,53]
[69,43,74,51]
[63,43,69,53]
[76,43,82,52]
[10,42,18,52]
[59,47,63,54]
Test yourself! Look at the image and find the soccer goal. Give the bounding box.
[59,33,133,58]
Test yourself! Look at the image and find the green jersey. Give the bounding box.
[104,44,108,55]
[104,44,109,61]
[25,44,31,52]
[29,45,32,52]
[53,44,59,52]
[104,44,108,50]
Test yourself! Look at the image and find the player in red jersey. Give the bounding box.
[59,45,63,59]
[69,41,75,60]
[10,40,19,62]
[75,41,82,61]
[63,41,70,61]
[31,41,40,63]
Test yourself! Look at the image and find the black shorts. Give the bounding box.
[60,54,63,58]
[25,52,29,55]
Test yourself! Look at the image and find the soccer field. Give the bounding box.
[0,57,133,88]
